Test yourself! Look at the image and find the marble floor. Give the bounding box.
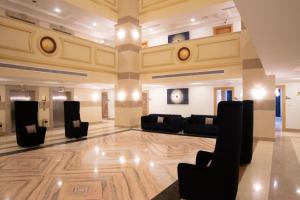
[0,124,299,200]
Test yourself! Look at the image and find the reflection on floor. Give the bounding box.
[0,130,215,200]
[0,121,129,155]
[0,125,299,200]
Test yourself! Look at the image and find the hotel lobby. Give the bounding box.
[0,0,300,199]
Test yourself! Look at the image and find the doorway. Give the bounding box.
[275,85,286,132]
[214,87,234,114]
[51,89,72,128]
[102,91,109,119]
[142,91,149,116]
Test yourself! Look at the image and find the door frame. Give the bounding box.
[49,87,74,129]
[101,91,109,119]
[5,85,39,134]
[276,85,286,130]
[213,87,235,115]
[142,90,149,116]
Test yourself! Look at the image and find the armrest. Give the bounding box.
[196,151,213,167]
[37,126,47,136]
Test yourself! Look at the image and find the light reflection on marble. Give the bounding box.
[0,130,215,200]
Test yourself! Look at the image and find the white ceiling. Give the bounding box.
[0,0,116,45]
[234,0,300,79]
[0,77,114,90]
[142,1,240,40]
[0,0,241,46]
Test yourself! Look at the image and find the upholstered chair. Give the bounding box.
[64,101,88,138]
[177,101,243,200]
[15,101,47,147]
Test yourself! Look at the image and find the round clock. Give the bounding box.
[178,47,191,61]
[40,36,56,54]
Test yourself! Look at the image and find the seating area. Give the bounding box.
[14,101,89,147]
[1,0,299,199]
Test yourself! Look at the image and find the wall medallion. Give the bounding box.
[177,47,191,61]
[40,36,56,54]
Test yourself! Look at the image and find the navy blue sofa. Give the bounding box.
[141,114,184,133]
[183,115,218,137]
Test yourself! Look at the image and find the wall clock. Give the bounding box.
[40,36,56,54]
[178,47,191,61]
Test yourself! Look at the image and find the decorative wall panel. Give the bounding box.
[140,32,241,73]
[0,17,117,73]
[0,23,32,53]
[95,49,116,68]
[61,41,92,63]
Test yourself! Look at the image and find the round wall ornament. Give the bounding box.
[177,47,191,61]
[40,36,56,54]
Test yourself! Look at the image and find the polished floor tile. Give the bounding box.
[0,130,215,200]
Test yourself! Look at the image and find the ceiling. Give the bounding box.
[142,1,240,40]
[0,0,116,45]
[234,0,300,79]
[0,77,114,90]
[0,0,241,46]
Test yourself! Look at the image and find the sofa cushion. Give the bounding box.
[205,117,214,125]
[157,116,164,123]
[26,124,37,134]
[72,120,81,128]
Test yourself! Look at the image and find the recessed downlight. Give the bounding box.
[190,18,196,22]
[92,22,97,27]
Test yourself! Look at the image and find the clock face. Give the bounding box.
[40,36,56,54]
[178,47,191,61]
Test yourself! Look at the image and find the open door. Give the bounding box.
[102,91,109,119]
[142,91,149,116]
[214,87,234,114]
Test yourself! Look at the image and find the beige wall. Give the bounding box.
[74,88,102,123]
[140,32,241,74]
[0,84,107,134]
[146,84,242,117]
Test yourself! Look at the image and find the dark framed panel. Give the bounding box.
[168,32,190,44]
[167,88,189,105]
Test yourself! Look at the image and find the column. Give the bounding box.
[114,0,142,128]
[241,29,276,140]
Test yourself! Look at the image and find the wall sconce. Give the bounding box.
[92,93,100,102]
[251,86,266,100]
[41,96,47,111]
[42,119,48,127]
[117,91,126,102]
[117,29,126,40]
[132,90,140,101]
[131,29,140,40]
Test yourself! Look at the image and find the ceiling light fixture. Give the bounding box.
[54,8,61,13]
[149,28,153,32]
[92,22,97,27]
[190,18,196,22]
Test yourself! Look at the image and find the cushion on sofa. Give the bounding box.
[157,116,164,123]
[205,117,214,125]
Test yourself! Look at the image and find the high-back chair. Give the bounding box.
[15,101,46,147]
[240,100,254,165]
[177,101,243,200]
[64,101,89,138]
